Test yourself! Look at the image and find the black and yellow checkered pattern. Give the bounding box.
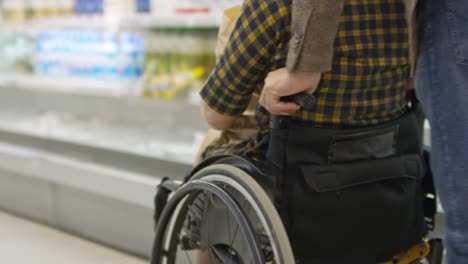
[201,0,410,161]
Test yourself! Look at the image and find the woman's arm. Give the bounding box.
[260,0,344,115]
[287,0,345,72]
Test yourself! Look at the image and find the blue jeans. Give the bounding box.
[415,0,468,263]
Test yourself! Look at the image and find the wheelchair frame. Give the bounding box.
[151,163,295,264]
[151,158,444,264]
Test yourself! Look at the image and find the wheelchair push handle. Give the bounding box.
[270,92,317,129]
[280,92,316,111]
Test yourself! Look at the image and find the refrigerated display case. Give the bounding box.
[0,0,242,258]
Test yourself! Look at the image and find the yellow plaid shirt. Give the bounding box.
[201,0,410,162]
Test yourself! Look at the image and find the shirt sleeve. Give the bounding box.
[200,0,282,117]
[286,0,344,73]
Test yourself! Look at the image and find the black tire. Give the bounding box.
[427,239,444,264]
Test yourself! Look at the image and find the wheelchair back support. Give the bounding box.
[267,107,427,263]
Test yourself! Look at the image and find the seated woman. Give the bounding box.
[193,0,423,262]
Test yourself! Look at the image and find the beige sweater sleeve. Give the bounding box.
[287,0,345,73]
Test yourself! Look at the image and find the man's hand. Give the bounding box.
[260,68,321,115]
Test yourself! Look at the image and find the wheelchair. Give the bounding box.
[151,102,444,264]
[151,153,444,264]
[151,155,295,264]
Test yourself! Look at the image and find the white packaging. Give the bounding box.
[105,0,133,20]
[152,0,175,17]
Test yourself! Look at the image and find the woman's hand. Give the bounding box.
[260,68,321,115]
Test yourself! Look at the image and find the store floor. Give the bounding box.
[0,211,146,264]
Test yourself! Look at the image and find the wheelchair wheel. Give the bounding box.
[151,164,295,264]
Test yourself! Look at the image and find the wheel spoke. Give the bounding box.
[230,224,240,249]
[226,206,232,245]
[183,247,193,264]
[156,176,288,264]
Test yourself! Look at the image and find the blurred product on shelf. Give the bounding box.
[1,0,26,23]
[56,0,75,16]
[0,0,243,99]
[174,0,212,15]
[103,0,132,27]
[75,0,104,15]
[34,30,145,80]
[27,0,47,19]
[0,0,244,22]
[0,33,34,73]
[43,0,59,17]
[159,0,243,17]
[1,0,76,21]
[141,29,217,100]
[136,0,151,13]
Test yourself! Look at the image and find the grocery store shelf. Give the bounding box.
[0,139,159,257]
[0,74,139,97]
[0,110,202,166]
[0,22,35,35]
[1,15,220,32]
[0,140,161,209]
[0,17,118,35]
[0,84,202,257]
[122,15,221,29]
[0,82,207,164]
[32,16,118,30]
